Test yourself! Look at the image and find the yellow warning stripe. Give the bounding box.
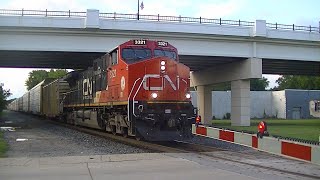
[64,101,190,107]
[146,101,190,104]
[64,101,128,107]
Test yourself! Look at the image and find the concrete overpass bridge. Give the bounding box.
[1,9,319,126]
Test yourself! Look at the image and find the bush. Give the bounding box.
[223,113,231,119]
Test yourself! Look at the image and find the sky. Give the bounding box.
[0,0,319,99]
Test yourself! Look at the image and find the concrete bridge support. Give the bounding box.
[196,85,212,125]
[231,80,250,126]
[191,58,262,126]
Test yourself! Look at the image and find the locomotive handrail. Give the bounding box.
[0,9,319,33]
[132,76,149,118]
[127,77,142,122]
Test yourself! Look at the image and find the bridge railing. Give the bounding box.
[267,23,319,33]
[0,9,319,33]
[99,12,255,27]
[0,9,86,17]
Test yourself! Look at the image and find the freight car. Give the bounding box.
[8,79,54,115]
[9,39,196,141]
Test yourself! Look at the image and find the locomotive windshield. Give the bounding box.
[122,48,152,64]
[154,49,177,60]
[122,48,177,64]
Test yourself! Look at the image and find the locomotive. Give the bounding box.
[9,39,196,141]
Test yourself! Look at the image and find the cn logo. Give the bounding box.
[142,74,186,91]
[83,78,92,96]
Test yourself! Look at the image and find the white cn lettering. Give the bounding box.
[143,74,162,91]
[142,74,181,91]
[83,78,93,95]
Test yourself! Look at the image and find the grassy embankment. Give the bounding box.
[0,111,8,157]
[212,119,320,142]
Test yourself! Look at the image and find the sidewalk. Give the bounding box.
[0,153,259,180]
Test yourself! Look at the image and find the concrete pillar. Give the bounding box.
[196,85,212,125]
[253,20,267,37]
[86,9,100,28]
[231,80,250,126]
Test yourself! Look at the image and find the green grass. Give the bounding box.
[211,119,320,142]
[0,111,9,157]
[0,132,8,157]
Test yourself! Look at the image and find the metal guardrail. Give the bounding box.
[99,12,255,27]
[0,9,86,17]
[267,23,319,33]
[0,9,319,33]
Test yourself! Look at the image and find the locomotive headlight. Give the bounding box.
[160,65,166,70]
[160,61,166,65]
[151,92,158,99]
[185,93,191,99]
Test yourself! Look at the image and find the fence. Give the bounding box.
[0,9,319,33]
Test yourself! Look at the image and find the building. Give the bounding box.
[191,89,320,119]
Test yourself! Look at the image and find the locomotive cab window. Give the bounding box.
[154,49,177,61]
[122,48,152,64]
[111,49,118,65]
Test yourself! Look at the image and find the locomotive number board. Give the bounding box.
[157,41,168,47]
[134,40,146,45]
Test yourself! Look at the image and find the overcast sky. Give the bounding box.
[0,0,319,99]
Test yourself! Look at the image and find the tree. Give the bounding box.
[25,70,48,90]
[48,69,68,79]
[250,77,269,91]
[25,69,68,90]
[211,78,269,91]
[275,75,320,90]
[0,84,11,113]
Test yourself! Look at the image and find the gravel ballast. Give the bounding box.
[186,135,255,152]
[1,111,150,158]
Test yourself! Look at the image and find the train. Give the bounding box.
[8,39,196,141]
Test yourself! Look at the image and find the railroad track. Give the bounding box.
[49,120,320,180]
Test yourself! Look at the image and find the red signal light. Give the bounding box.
[196,116,201,123]
[257,121,269,138]
[195,115,201,127]
[258,124,263,131]
[258,122,265,133]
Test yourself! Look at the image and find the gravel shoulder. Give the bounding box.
[0,110,150,158]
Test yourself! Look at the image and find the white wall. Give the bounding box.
[272,91,286,118]
[251,91,273,118]
[213,91,231,119]
[191,91,274,119]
